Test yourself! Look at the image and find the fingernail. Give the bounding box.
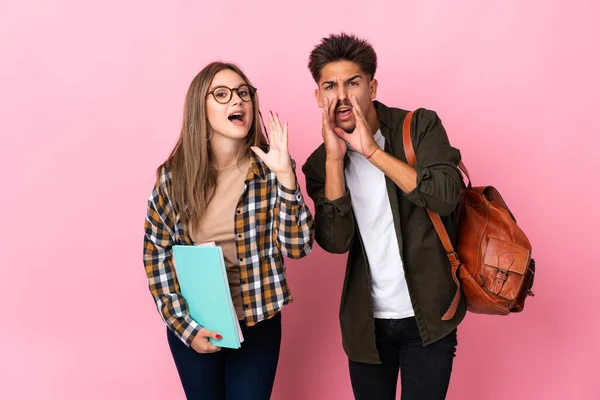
[216,334,222,339]
[276,112,279,117]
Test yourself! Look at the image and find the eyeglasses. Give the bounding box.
[207,84,256,104]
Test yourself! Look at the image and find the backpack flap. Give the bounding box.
[481,237,532,300]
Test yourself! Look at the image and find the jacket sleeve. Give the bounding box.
[403,109,464,216]
[301,156,355,254]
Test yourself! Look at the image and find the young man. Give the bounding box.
[301,33,467,400]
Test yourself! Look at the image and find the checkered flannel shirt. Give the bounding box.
[143,154,314,346]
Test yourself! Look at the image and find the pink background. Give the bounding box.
[1,1,599,399]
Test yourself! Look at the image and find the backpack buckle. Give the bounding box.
[447,251,460,265]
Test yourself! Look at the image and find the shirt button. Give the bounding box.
[239,258,244,262]
[244,304,249,309]
[237,209,241,214]
[241,280,246,285]
[238,234,242,238]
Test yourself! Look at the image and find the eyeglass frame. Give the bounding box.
[205,84,269,141]
[206,84,257,104]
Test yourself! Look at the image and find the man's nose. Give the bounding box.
[337,85,348,102]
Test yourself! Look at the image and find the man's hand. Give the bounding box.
[333,93,379,158]
[321,96,347,161]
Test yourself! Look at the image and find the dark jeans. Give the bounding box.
[167,312,282,400]
[349,317,457,400]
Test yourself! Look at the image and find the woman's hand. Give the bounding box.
[190,327,222,354]
[251,111,296,190]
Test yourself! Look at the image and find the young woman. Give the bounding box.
[143,61,314,399]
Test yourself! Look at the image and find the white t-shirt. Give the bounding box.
[345,130,415,319]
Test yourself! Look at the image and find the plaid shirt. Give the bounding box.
[143,154,314,346]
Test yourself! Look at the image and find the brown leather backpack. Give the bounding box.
[402,111,535,320]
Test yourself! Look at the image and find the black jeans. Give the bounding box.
[167,312,282,400]
[349,317,457,400]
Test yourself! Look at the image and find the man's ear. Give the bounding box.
[314,88,323,107]
[370,78,378,100]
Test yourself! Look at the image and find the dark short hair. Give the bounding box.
[308,32,378,83]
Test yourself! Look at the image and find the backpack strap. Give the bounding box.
[402,111,461,321]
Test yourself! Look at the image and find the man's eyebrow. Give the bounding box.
[320,75,362,88]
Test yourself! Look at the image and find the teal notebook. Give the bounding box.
[172,245,244,349]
